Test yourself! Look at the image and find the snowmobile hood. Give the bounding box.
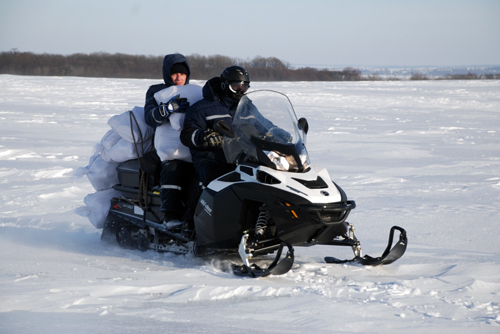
[162,54,191,86]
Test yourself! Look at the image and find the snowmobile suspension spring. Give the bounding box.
[255,210,270,236]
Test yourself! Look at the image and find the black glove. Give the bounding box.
[203,129,223,148]
[159,94,189,119]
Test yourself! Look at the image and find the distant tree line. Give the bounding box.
[0,50,361,81]
[409,72,500,80]
[0,50,162,79]
[1,50,498,81]
[187,54,363,81]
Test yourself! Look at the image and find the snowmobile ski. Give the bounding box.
[232,235,294,278]
[324,226,407,266]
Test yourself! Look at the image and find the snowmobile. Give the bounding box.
[101,90,407,277]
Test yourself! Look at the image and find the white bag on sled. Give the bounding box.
[153,84,203,162]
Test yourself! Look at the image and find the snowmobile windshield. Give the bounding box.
[223,90,310,172]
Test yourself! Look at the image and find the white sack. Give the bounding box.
[86,154,120,191]
[75,188,122,229]
[101,129,121,150]
[102,137,153,163]
[154,84,203,110]
[153,84,203,162]
[154,122,192,162]
[72,148,100,179]
[107,106,154,143]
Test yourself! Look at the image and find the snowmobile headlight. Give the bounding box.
[299,148,310,171]
[265,150,306,172]
[265,150,293,171]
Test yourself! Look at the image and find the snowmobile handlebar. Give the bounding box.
[214,120,234,138]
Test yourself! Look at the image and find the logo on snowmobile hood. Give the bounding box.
[200,198,212,216]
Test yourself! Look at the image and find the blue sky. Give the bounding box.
[1,0,499,67]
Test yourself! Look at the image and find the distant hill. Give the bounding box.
[1,50,499,80]
[293,63,500,79]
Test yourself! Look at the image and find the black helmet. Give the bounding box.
[220,65,251,101]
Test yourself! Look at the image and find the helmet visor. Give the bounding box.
[229,81,250,94]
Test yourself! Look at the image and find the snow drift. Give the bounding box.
[0,75,499,333]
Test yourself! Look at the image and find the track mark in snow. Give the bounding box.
[468,280,500,292]
[0,168,20,179]
[440,127,465,131]
[14,273,44,282]
[38,186,81,200]
[387,130,405,135]
[0,149,42,160]
[352,177,407,185]
[34,168,73,179]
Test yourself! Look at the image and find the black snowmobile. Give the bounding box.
[101,90,407,277]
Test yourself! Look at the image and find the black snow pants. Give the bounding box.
[160,159,198,218]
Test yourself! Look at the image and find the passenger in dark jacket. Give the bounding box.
[144,53,196,223]
[144,53,191,128]
[180,66,251,187]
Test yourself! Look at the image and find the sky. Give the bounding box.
[1,0,499,68]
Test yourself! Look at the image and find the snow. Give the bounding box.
[1,74,499,333]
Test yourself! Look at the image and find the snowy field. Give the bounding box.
[1,75,499,333]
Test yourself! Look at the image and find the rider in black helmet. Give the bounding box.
[180,65,251,235]
[181,65,252,182]
[220,65,251,102]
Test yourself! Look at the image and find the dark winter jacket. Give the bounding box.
[180,77,239,170]
[144,54,191,129]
